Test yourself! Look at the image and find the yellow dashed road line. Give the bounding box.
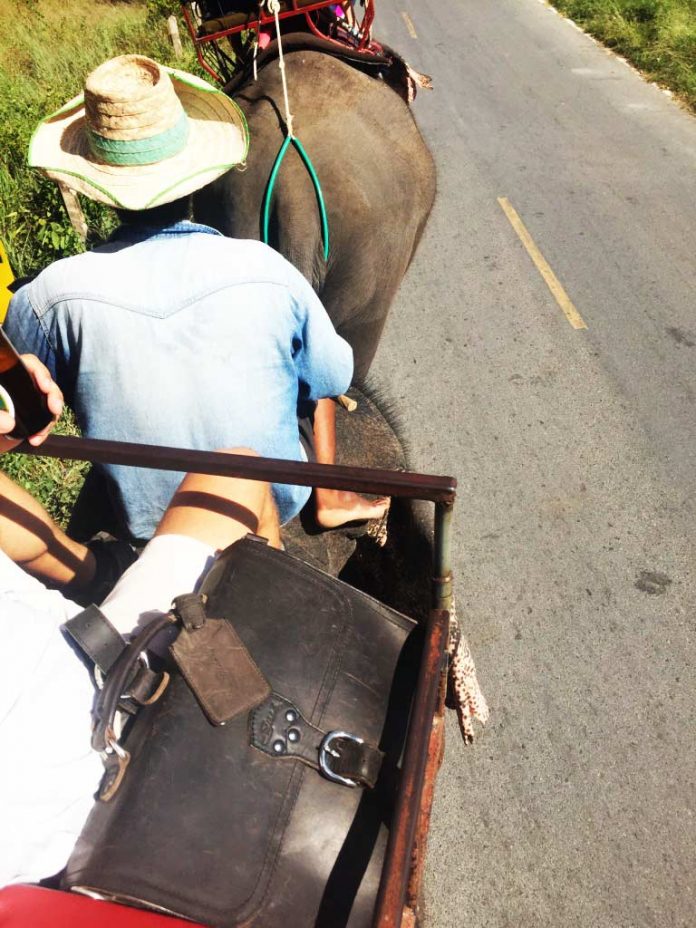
[497,197,587,330]
[402,11,418,39]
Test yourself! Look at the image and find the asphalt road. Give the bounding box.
[368,1,696,925]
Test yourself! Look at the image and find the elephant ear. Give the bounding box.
[379,44,433,104]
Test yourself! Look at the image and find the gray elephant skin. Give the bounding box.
[194,50,436,382]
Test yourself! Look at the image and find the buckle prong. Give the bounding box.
[319,730,363,787]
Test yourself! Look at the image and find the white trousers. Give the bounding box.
[0,534,215,886]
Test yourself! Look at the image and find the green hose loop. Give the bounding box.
[262,134,330,261]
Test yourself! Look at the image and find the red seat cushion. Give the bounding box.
[0,885,204,928]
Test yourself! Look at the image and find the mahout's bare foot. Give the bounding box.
[314,489,390,530]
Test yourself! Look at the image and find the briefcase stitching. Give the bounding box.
[244,540,418,633]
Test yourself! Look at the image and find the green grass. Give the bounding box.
[1,410,89,528]
[0,0,196,525]
[0,0,195,278]
[553,0,696,109]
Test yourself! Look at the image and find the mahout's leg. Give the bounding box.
[312,398,389,529]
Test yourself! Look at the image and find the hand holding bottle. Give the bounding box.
[0,346,63,452]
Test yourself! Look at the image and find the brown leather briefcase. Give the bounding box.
[62,535,419,928]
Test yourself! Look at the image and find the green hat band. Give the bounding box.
[87,111,190,166]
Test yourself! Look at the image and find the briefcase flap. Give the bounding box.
[64,537,418,928]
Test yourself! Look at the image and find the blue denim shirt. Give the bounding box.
[5,222,353,537]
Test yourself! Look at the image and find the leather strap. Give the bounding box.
[92,612,175,753]
[249,692,383,788]
[327,734,383,788]
[172,592,208,631]
[65,605,164,710]
[65,605,127,676]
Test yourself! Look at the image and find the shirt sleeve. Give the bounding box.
[290,272,353,403]
[4,285,56,378]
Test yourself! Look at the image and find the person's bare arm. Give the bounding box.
[0,354,97,588]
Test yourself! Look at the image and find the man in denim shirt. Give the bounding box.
[6,55,388,540]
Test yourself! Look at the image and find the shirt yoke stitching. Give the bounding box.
[22,291,58,354]
[33,279,301,318]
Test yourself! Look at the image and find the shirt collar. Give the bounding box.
[109,219,223,245]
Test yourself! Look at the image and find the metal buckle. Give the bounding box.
[99,726,131,801]
[319,730,363,787]
[95,653,168,710]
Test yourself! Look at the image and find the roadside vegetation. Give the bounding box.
[0,0,193,524]
[553,0,696,110]
[0,0,191,278]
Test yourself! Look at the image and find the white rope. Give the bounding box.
[266,0,294,137]
[253,0,262,82]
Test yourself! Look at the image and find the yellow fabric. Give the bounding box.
[0,241,15,324]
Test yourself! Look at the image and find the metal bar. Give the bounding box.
[372,608,450,927]
[431,500,454,612]
[194,1,337,45]
[181,4,222,82]
[19,435,457,504]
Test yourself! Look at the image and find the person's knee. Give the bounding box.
[215,447,260,458]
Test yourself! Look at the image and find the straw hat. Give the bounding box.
[29,55,249,210]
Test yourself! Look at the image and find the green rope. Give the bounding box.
[262,134,330,261]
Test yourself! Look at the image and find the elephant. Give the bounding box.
[194,44,436,382]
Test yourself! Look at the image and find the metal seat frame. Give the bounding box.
[180,1,375,83]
